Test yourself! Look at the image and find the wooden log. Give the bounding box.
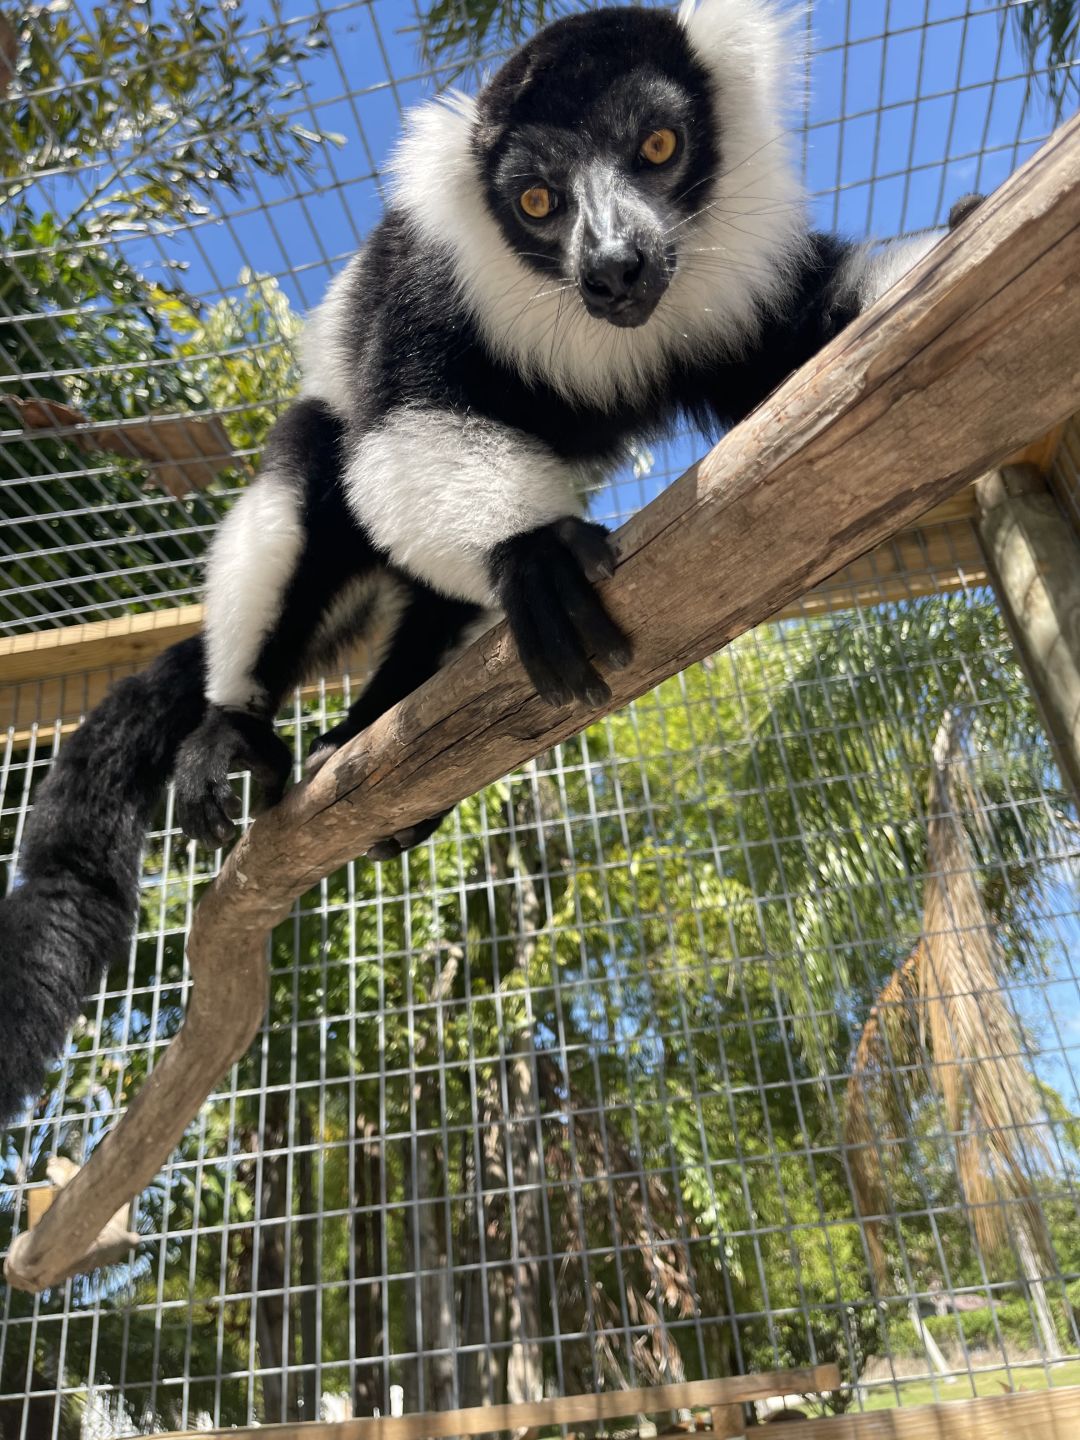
[5,109,1080,1295]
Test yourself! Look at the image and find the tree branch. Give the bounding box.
[6,110,1080,1296]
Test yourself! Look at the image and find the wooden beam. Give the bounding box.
[0,602,202,685]
[793,1383,1080,1438]
[975,464,1080,799]
[0,605,203,743]
[151,1371,839,1440]
[6,108,1080,1295]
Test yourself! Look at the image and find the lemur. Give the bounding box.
[0,0,967,1125]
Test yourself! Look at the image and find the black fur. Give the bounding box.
[175,399,483,848]
[0,637,205,1123]
[490,518,629,707]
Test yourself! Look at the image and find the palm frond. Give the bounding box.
[848,709,1055,1287]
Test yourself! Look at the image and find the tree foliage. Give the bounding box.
[0,0,333,628]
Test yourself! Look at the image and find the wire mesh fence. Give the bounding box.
[2,1,1080,1435]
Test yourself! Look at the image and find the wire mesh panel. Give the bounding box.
[2,2,1080,1436]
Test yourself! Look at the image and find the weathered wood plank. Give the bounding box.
[794,1383,1080,1438]
[151,1370,839,1440]
[0,603,202,684]
[6,109,1080,1294]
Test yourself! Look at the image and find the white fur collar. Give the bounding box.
[384,1,807,409]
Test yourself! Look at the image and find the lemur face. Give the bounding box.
[475,9,718,330]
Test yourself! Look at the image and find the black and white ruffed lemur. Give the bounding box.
[0,0,967,1124]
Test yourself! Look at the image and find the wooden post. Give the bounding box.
[974,463,1080,801]
[6,109,1080,1297]
[709,1403,745,1437]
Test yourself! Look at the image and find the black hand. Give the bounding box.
[489,517,631,708]
[174,706,291,848]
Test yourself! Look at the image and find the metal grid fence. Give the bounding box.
[2,2,1080,1435]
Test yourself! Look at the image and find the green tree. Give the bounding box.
[0,0,336,627]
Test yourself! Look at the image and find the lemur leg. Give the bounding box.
[344,410,632,709]
[308,583,481,764]
[304,583,486,861]
[176,398,385,848]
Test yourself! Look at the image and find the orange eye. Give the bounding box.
[520,185,555,219]
[640,128,678,165]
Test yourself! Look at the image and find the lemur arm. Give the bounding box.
[342,408,632,707]
[696,230,945,432]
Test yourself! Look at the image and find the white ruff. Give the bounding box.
[385,0,807,408]
[299,263,357,419]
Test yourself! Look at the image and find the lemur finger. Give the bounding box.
[215,779,242,822]
[392,810,449,850]
[556,516,618,582]
[551,546,632,670]
[521,579,610,706]
[179,793,235,849]
[493,524,611,706]
[497,576,575,706]
[367,810,448,863]
[531,596,611,706]
[252,766,288,812]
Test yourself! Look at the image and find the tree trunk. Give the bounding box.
[1016,1221,1063,1361]
[297,1104,320,1422]
[503,807,545,1406]
[460,1084,508,1410]
[256,1088,297,1422]
[352,1116,386,1416]
[906,1300,953,1381]
[506,1024,544,1405]
[403,950,460,1412]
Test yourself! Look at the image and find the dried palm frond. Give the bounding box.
[845,941,924,1282]
[847,709,1054,1286]
[922,711,1054,1259]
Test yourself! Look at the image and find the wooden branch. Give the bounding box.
[0,492,989,745]
[5,110,1080,1294]
[152,1370,840,1440]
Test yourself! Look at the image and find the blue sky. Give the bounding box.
[99,0,1071,519]
[100,0,1072,321]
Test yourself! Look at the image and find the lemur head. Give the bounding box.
[391,2,804,402]
[473,8,718,329]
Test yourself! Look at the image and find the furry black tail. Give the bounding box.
[0,635,207,1127]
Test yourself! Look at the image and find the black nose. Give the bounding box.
[580,244,645,304]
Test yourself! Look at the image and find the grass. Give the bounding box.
[859,1356,1080,1411]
